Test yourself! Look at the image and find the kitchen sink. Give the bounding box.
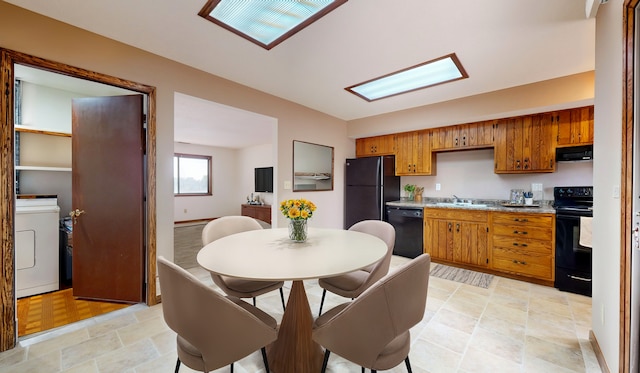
[434,202,488,208]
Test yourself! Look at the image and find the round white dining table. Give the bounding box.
[197,227,387,373]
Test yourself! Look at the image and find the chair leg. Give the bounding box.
[405,356,412,373]
[320,349,331,373]
[174,358,181,373]
[230,362,234,373]
[318,289,327,316]
[261,347,270,373]
[279,287,286,311]
[253,297,257,306]
[361,367,365,373]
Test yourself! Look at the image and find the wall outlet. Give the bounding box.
[435,183,441,191]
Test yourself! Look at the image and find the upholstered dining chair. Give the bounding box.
[202,216,286,310]
[317,220,395,315]
[157,256,278,373]
[312,253,431,373]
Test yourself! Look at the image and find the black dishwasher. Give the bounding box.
[385,206,423,258]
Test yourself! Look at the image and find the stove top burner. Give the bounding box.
[553,186,593,217]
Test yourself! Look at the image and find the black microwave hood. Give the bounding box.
[556,145,593,162]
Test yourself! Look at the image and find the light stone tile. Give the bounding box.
[488,293,529,312]
[61,332,123,370]
[529,284,570,305]
[491,284,530,301]
[133,305,164,323]
[526,317,581,349]
[524,335,585,372]
[117,316,169,346]
[443,297,485,319]
[134,353,179,373]
[27,328,90,359]
[150,330,176,356]
[478,314,525,341]
[482,302,528,326]
[61,359,98,373]
[425,296,446,312]
[418,320,471,354]
[427,286,455,302]
[580,339,603,373]
[88,313,138,338]
[468,327,524,364]
[0,345,27,370]
[459,346,522,373]
[2,349,60,373]
[528,308,576,333]
[524,356,583,373]
[96,339,159,373]
[409,339,462,373]
[431,308,479,335]
[529,297,573,318]
[494,277,531,292]
[450,287,490,308]
[428,276,462,293]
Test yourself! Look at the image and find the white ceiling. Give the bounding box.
[6,0,596,148]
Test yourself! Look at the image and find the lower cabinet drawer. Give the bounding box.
[492,246,553,280]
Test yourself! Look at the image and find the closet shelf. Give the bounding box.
[14,124,71,137]
[16,166,72,172]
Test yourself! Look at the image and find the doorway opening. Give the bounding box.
[0,48,158,351]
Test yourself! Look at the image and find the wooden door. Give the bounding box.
[71,95,145,303]
[395,131,416,175]
[530,114,556,172]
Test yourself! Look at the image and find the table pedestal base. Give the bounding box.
[267,280,324,373]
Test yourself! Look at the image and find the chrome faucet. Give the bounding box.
[452,194,460,203]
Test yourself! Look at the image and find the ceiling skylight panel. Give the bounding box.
[346,54,469,102]
[199,0,348,50]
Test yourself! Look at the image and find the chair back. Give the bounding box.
[157,256,276,371]
[348,220,395,283]
[313,254,431,368]
[202,216,263,245]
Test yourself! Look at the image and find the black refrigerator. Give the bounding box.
[344,156,400,229]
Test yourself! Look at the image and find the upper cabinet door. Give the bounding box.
[494,114,555,174]
[556,106,593,147]
[355,134,395,157]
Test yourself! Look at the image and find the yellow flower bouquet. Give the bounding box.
[280,198,316,242]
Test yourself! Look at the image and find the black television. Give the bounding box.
[254,167,273,193]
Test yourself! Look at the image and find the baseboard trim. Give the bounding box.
[590,330,610,373]
[174,218,216,226]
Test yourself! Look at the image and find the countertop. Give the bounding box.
[387,198,556,214]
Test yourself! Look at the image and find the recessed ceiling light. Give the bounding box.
[346,53,469,102]
[199,0,348,50]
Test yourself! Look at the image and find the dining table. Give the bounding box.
[196,227,387,373]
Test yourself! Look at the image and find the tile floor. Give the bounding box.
[0,256,602,373]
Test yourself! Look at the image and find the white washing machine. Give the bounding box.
[15,197,60,298]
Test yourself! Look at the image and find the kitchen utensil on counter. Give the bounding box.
[510,189,524,205]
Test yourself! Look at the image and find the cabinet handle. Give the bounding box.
[456,223,460,232]
[512,243,528,247]
[516,160,521,169]
[413,164,416,173]
[512,259,527,265]
[448,222,452,232]
[455,138,458,146]
[513,230,528,235]
[513,218,529,222]
[463,136,466,146]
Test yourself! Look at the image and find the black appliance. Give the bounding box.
[59,217,73,288]
[556,145,593,162]
[386,206,423,258]
[344,156,400,229]
[554,186,593,297]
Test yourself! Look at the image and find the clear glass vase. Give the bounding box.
[288,219,308,242]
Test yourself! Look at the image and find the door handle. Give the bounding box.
[70,209,85,224]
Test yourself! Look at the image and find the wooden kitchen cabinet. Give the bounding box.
[491,211,555,283]
[395,130,435,175]
[556,106,594,147]
[494,114,555,173]
[423,208,489,268]
[241,204,271,225]
[355,134,396,157]
[431,121,495,151]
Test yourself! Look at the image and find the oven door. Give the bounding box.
[555,213,592,296]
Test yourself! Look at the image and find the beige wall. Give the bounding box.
[0,2,350,264]
[347,72,594,138]
[593,0,624,371]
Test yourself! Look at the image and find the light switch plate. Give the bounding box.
[531,183,543,192]
[284,180,291,190]
[435,183,441,191]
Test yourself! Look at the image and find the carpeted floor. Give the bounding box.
[429,263,494,288]
[174,222,207,269]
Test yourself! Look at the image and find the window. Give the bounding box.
[174,154,212,196]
